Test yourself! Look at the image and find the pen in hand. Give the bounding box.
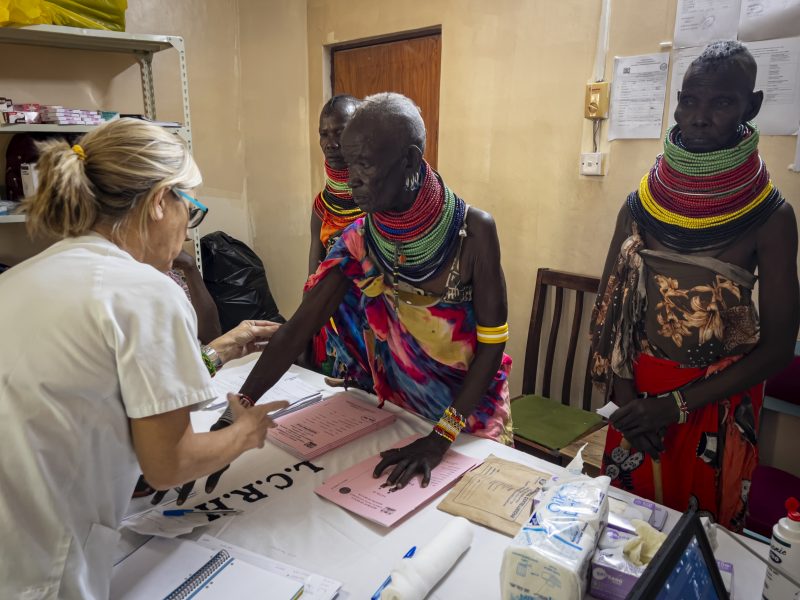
[371,546,416,600]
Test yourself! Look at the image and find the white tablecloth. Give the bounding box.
[120,355,769,599]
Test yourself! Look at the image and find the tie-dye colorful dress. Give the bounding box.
[305,217,513,443]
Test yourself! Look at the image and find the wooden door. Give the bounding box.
[332,33,441,168]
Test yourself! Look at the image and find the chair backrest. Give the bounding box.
[521,268,601,410]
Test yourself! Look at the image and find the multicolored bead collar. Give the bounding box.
[366,162,466,284]
[628,122,784,251]
[313,162,363,245]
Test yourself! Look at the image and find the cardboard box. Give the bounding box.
[2,111,40,124]
[21,163,40,198]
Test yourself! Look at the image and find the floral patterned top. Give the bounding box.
[641,250,759,367]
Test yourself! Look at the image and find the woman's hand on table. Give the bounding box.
[208,320,281,365]
[373,433,451,489]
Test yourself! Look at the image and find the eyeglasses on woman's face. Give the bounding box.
[173,188,208,229]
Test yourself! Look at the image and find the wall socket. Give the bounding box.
[580,152,604,176]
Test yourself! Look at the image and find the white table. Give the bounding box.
[120,356,769,599]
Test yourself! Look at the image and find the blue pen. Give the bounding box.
[371,546,416,600]
[163,509,241,517]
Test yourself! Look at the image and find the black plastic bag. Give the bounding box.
[200,231,285,332]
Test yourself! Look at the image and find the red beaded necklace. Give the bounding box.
[370,166,444,242]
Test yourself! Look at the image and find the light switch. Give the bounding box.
[580,152,604,176]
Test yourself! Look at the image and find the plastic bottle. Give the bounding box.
[762,497,800,600]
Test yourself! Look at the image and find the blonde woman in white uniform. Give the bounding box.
[0,118,288,599]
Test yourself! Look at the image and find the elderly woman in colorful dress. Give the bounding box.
[191,92,513,495]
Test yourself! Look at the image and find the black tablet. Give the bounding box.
[627,508,729,600]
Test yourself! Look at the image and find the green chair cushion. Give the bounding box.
[511,394,603,451]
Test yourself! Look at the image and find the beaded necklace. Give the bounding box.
[628,123,784,251]
[313,162,363,244]
[366,162,466,287]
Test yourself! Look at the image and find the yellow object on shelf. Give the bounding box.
[0,0,126,32]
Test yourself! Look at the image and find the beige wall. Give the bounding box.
[0,0,251,266]
[237,0,312,318]
[304,0,800,401]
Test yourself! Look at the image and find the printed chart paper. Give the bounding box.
[609,53,671,140]
[739,0,800,42]
[673,0,741,49]
[314,435,480,527]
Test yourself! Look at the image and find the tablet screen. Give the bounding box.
[656,535,721,600]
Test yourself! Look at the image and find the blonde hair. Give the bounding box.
[23,118,202,239]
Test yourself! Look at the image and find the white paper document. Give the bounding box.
[196,535,342,600]
[747,36,800,135]
[739,0,800,42]
[206,367,321,411]
[110,537,304,599]
[596,401,620,420]
[609,53,671,140]
[673,0,742,49]
[669,38,800,135]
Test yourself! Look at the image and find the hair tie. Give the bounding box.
[72,144,86,161]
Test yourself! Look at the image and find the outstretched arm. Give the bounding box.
[240,268,351,399]
[374,209,508,488]
[160,268,352,505]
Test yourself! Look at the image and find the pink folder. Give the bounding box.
[314,434,480,527]
[267,392,396,460]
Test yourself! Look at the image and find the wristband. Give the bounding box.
[201,344,222,376]
[672,390,689,424]
[210,393,255,430]
[432,406,467,443]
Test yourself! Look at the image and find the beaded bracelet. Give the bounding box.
[433,406,467,443]
[211,393,256,431]
[476,322,509,344]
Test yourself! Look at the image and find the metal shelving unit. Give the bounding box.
[0,24,201,270]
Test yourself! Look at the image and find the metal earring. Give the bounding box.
[404,171,420,192]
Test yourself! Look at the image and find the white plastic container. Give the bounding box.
[762,497,800,600]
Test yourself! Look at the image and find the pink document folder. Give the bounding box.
[267,392,396,460]
[314,435,481,527]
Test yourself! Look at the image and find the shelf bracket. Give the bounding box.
[138,51,157,120]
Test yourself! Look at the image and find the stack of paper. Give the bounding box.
[267,392,396,460]
[195,535,342,600]
[111,537,305,599]
[206,366,323,418]
[314,434,481,527]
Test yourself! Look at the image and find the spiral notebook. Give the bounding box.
[111,537,303,599]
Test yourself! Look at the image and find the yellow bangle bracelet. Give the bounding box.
[476,322,509,344]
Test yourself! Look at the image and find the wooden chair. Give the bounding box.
[511,268,607,466]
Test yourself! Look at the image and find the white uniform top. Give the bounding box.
[0,234,215,599]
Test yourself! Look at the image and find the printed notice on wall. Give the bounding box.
[609,53,671,140]
[673,0,742,49]
[668,38,800,135]
[739,0,800,42]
